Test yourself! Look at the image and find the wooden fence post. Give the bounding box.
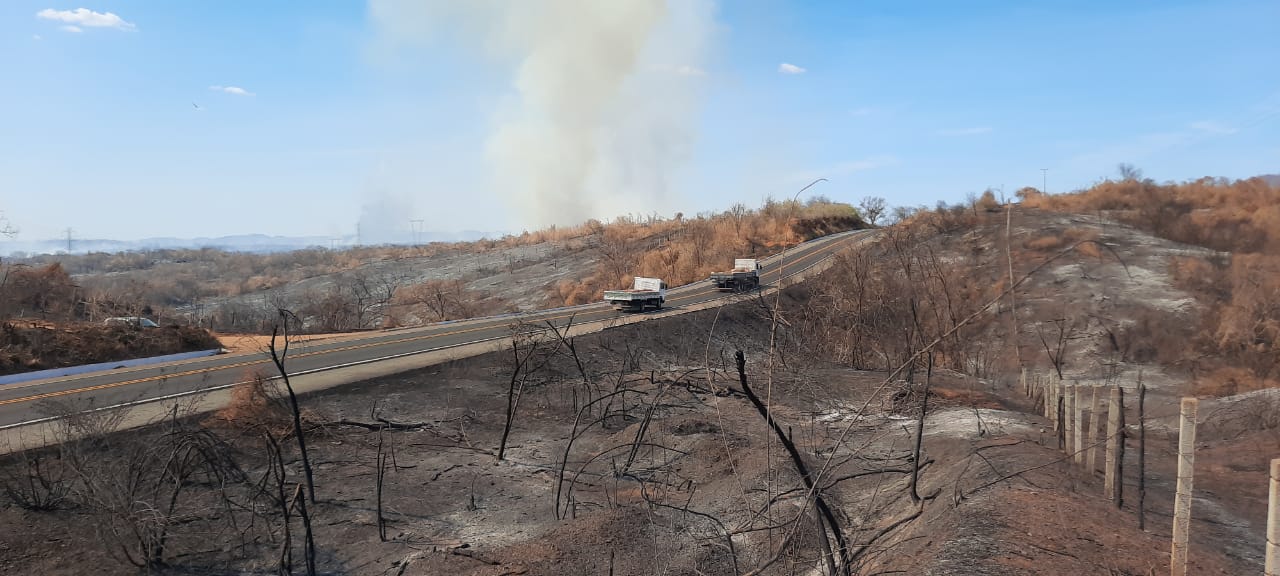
[1138,380,1147,531]
[1048,376,1056,424]
[1087,384,1102,473]
[1073,385,1085,465]
[1105,386,1124,502]
[1044,378,1054,427]
[1064,385,1076,454]
[1170,397,1198,576]
[1043,376,1053,419]
[1056,384,1066,450]
[1266,458,1278,576]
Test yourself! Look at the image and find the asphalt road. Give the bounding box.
[0,229,872,429]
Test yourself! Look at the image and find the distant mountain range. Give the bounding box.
[0,230,498,257]
[4,173,1276,257]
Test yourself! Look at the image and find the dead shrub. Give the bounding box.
[1193,366,1280,397]
[976,189,1001,212]
[395,279,514,323]
[0,446,74,511]
[64,422,247,570]
[1240,392,1280,435]
[1062,226,1097,243]
[1076,242,1102,259]
[1106,308,1194,365]
[1024,235,1066,252]
[210,372,294,435]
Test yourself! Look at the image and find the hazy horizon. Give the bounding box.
[2,1,1277,242]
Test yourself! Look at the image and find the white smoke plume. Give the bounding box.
[368,0,714,229]
[357,189,412,245]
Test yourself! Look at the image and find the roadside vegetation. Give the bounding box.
[0,262,222,376]
[4,198,865,334]
[1021,172,1280,395]
[551,197,865,305]
[0,197,863,374]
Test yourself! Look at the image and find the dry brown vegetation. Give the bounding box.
[554,198,865,305]
[1024,174,1280,395]
[0,261,223,376]
[9,198,864,333]
[389,279,515,325]
[0,198,862,375]
[0,322,222,376]
[793,214,1005,379]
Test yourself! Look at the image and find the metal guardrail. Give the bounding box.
[0,349,223,387]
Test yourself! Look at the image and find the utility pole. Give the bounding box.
[0,211,16,238]
[410,219,424,245]
[65,227,73,253]
[1040,168,1049,195]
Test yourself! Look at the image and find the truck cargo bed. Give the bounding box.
[602,290,661,301]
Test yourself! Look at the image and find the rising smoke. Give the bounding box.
[368,0,714,229]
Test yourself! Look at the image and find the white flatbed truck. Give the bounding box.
[604,277,667,312]
[710,259,761,292]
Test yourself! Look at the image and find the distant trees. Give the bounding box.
[294,270,403,332]
[1117,163,1143,182]
[399,280,475,323]
[1015,186,1043,202]
[859,196,887,226]
[0,262,79,320]
[795,219,998,379]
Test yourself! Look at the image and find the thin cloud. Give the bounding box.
[849,107,875,117]
[826,155,898,176]
[675,65,706,77]
[32,34,42,40]
[790,155,898,182]
[778,62,806,75]
[60,25,82,33]
[1189,120,1237,135]
[209,85,255,97]
[36,8,135,31]
[937,126,993,136]
[1065,131,1190,174]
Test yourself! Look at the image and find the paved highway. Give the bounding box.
[0,229,873,430]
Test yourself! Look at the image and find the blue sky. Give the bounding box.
[1,1,1277,242]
